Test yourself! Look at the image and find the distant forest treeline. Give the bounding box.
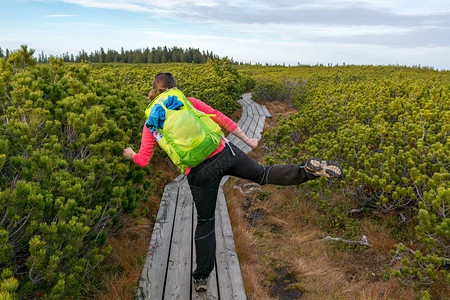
[0,46,233,64]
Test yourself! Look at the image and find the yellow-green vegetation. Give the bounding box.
[244,64,449,297]
[88,58,254,116]
[0,46,250,298]
[1,44,448,298]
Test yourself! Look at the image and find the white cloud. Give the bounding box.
[55,0,450,26]
[61,0,157,13]
[347,0,450,14]
[45,14,77,17]
[5,0,449,69]
[236,23,413,39]
[59,0,209,13]
[126,29,449,68]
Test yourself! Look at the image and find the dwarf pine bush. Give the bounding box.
[1,47,251,298]
[89,57,250,116]
[252,65,449,288]
[0,46,153,298]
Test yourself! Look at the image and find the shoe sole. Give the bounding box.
[194,279,208,293]
[305,157,342,178]
[195,287,207,292]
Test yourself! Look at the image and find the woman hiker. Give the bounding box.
[123,72,342,293]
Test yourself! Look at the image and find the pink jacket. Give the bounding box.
[133,97,238,174]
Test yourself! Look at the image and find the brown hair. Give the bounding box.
[148,72,177,101]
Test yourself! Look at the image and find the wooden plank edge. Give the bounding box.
[164,183,193,299]
[137,182,181,299]
[215,189,247,299]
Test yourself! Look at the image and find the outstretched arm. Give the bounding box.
[123,125,157,167]
[231,127,258,148]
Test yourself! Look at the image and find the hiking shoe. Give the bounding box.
[193,278,208,292]
[305,157,342,178]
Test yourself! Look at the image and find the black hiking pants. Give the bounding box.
[187,142,315,280]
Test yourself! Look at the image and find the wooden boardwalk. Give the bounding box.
[137,93,271,300]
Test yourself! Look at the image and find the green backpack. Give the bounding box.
[144,89,223,173]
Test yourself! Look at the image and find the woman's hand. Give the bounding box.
[231,127,258,149]
[246,138,258,149]
[123,147,136,160]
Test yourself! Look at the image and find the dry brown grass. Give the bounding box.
[227,184,273,300]
[224,100,419,300]
[86,156,179,300]
[225,175,419,300]
[263,100,299,119]
[93,220,151,300]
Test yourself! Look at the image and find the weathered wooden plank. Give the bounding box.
[237,114,250,129]
[246,106,257,121]
[239,96,252,107]
[220,175,230,186]
[241,144,253,154]
[254,116,266,141]
[254,109,264,124]
[261,105,272,119]
[251,99,260,110]
[248,115,264,139]
[233,139,246,151]
[241,117,253,136]
[244,100,254,111]
[237,99,248,118]
[215,189,247,299]
[246,120,258,139]
[238,102,250,122]
[242,97,251,110]
[256,105,265,117]
[216,193,233,299]
[241,103,252,116]
[173,174,186,182]
[248,103,266,138]
[244,94,254,105]
[254,100,264,114]
[227,138,238,147]
[227,134,240,145]
[232,104,265,151]
[137,183,180,300]
[215,195,233,299]
[250,118,260,137]
[240,95,251,103]
[244,106,255,118]
[249,103,259,118]
[164,183,193,300]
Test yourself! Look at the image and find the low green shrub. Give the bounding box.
[254,65,449,289]
[0,46,153,298]
[251,77,307,107]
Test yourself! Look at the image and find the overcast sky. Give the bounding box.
[1,0,450,69]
